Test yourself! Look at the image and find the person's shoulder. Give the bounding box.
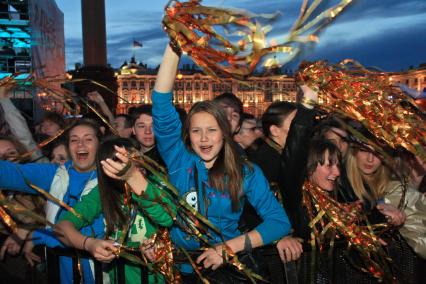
[242,161,264,179]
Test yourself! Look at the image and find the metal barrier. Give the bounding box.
[44,247,148,284]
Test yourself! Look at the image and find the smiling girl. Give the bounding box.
[151,44,290,282]
[0,119,104,284]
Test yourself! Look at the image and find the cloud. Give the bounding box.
[58,0,426,72]
[303,21,426,71]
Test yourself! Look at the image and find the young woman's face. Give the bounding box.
[271,110,297,147]
[68,125,99,172]
[310,150,340,191]
[324,127,349,157]
[355,148,382,176]
[0,139,19,161]
[132,114,155,152]
[189,111,224,169]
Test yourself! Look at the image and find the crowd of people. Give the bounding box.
[0,43,425,284]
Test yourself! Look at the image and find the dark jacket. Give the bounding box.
[248,105,316,239]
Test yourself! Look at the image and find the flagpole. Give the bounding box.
[132,38,136,58]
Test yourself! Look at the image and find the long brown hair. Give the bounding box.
[182,101,245,211]
[96,137,137,233]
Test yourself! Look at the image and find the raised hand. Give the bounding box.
[377,203,406,226]
[100,145,148,195]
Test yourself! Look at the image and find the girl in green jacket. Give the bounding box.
[55,137,177,283]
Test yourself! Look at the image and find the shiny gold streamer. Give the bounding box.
[18,127,68,162]
[22,179,83,221]
[163,0,353,81]
[128,150,264,282]
[0,193,55,229]
[296,60,426,163]
[302,181,396,282]
[0,193,18,233]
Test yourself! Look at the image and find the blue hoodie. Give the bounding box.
[152,91,291,273]
[0,160,104,284]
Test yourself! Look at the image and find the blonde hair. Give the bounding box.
[346,147,391,204]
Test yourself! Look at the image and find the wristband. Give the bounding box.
[301,97,317,108]
[82,236,90,251]
[116,162,132,177]
[169,38,182,57]
[243,233,252,252]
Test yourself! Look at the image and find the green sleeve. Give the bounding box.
[132,182,176,228]
[58,186,103,230]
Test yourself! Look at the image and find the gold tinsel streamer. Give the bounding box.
[302,181,396,282]
[297,60,426,163]
[141,229,181,283]
[0,193,55,229]
[0,193,17,233]
[1,71,267,281]
[0,74,122,155]
[127,150,264,283]
[163,0,353,81]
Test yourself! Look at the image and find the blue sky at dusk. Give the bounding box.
[56,0,426,72]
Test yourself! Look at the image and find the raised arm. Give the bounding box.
[87,91,115,124]
[154,44,180,93]
[152,44,192,173]
[0,86,44,161]
[280,85,317,230]
[100,146,176,227]
[100,145,148,195]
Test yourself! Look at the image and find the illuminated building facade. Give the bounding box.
[116,58,297,117]
[390,65,426,111]
[390,66,426,92]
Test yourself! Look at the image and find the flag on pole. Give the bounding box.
[133,40,143,48]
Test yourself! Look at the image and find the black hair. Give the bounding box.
[261,101,297,137]
[129,104,152,127]
[306,138,342,177]
[115,114,134,128]
[96,137,138,233]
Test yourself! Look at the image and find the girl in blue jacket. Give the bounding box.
[151,44,291,280]
[0,119,104,284]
